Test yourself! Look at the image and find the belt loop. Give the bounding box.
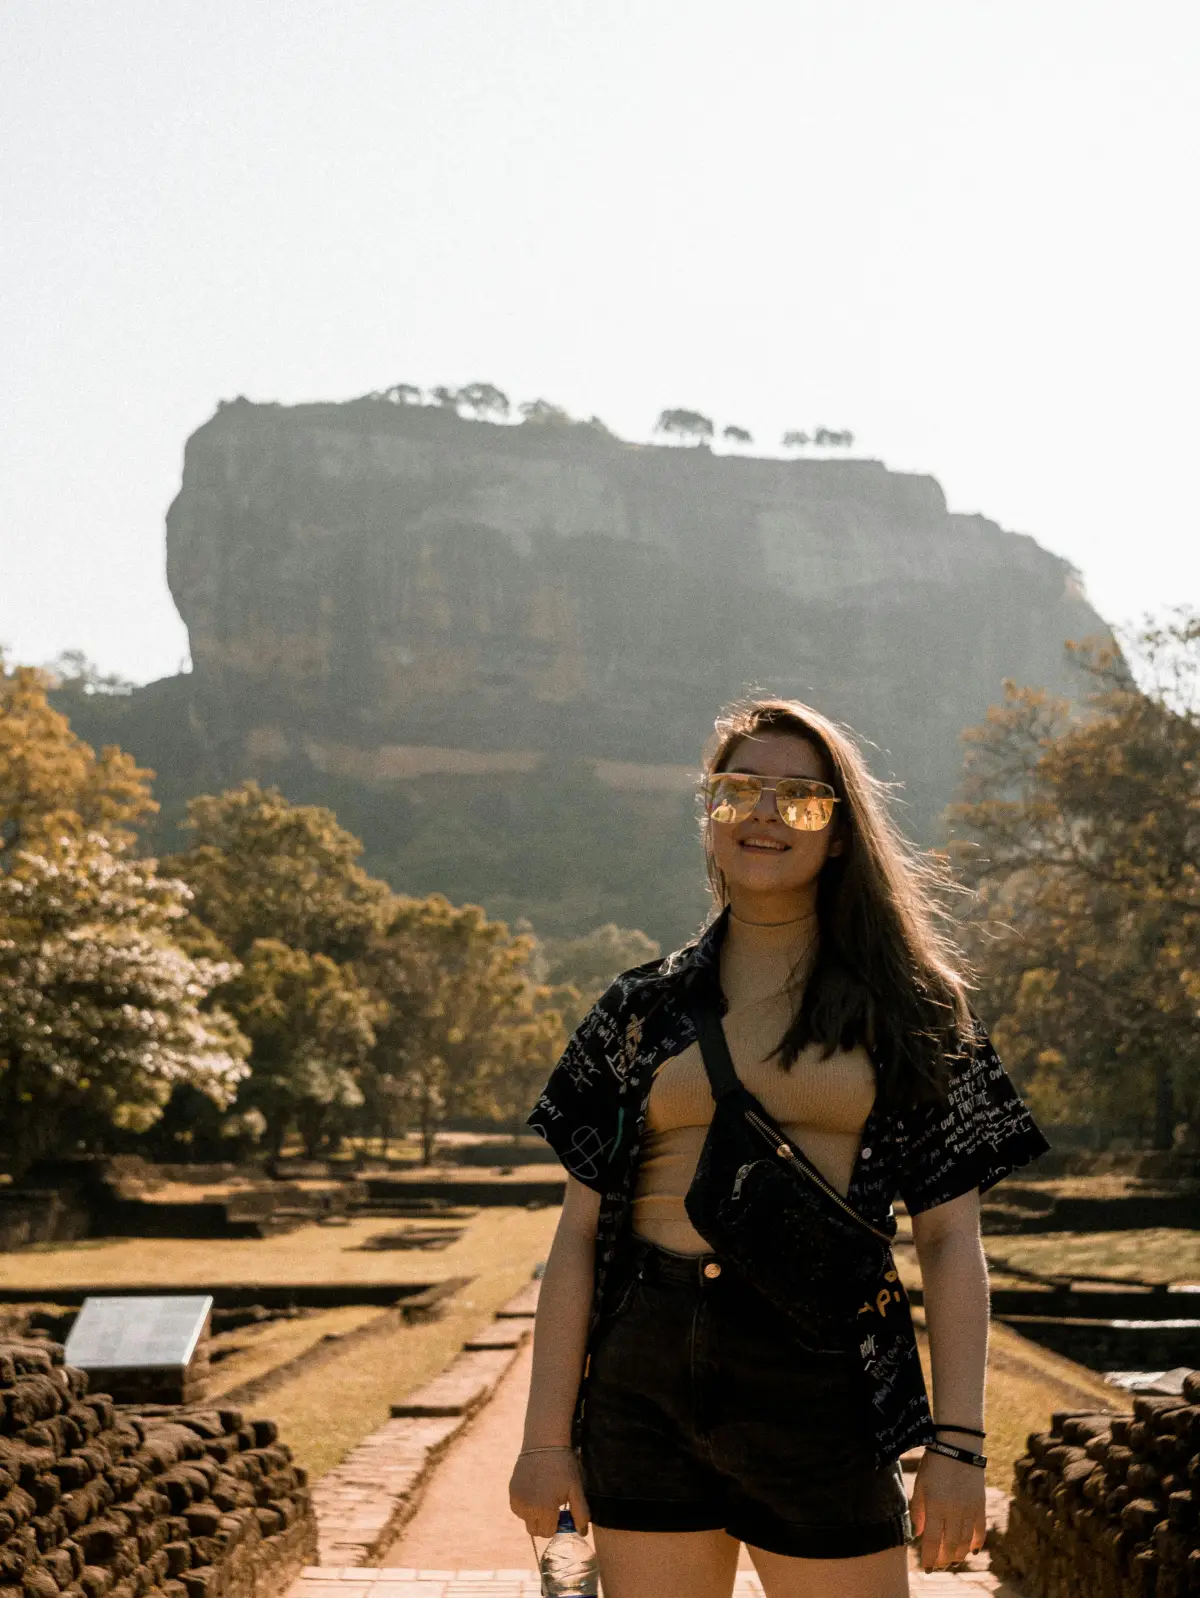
[629,1233,650,1283]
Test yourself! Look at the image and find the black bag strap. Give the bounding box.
[687,992,742,1101]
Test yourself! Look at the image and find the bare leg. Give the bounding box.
[593,1526,741,1598]
[748,1541,909,1598]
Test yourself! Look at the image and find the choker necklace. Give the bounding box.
[730,910,818,929]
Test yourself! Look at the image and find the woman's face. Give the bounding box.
[708,731,844,910]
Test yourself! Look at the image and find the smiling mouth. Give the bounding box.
[738,837,789,852]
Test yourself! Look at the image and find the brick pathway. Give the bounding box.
[292,1563,1019,1595]
[311,1310,533,1564]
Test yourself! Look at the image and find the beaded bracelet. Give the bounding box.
[925,1439,987,1468]
[933,1423,986,1438]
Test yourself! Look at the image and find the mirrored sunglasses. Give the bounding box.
[704,772,840,832]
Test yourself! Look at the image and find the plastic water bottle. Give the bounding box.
[539,1507,598,1596]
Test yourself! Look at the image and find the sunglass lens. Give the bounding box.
[776,784,836,831]
[793,798,835,830]
[707,775,758,823]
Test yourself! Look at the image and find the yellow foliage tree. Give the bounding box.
[949,613,1199,1149]
[0,661,155,862]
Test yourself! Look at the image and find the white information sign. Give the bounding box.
[63,1294,213,1370]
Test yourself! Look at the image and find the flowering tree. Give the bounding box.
[0,837,248,1175]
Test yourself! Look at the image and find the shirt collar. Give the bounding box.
[652,904,730,992]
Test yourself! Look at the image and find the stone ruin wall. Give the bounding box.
[0,1338,314,1598]
[993,1368,1200,1597]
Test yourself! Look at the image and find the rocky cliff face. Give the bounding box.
[82,398,1109,944]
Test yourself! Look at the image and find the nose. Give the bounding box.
[751,783,781,822]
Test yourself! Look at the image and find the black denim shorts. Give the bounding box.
[580,1236,914,1560]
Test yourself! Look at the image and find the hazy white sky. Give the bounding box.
[3,1,1198,684]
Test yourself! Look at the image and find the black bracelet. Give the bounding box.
[925,1439,987,1468]
[933,1423,986,1438]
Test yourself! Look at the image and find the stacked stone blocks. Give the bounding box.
[0,1339,315,1598]
[992,1369,1200,1596]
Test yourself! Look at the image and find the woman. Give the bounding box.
[509,699,1049,1597]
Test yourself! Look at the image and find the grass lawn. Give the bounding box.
[911,1312,1123,1491]
[896,1224,1180,1490]
[0,1205,559,1482]
[221,1206,559,1481]
[888,1219,1200,1292]
[4,1203,1180,1493]
[982,1229,1200,1286]
[0,1212,531,1288]
[206,1304,388,1398]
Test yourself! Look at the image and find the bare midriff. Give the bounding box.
[630,909,877,1255]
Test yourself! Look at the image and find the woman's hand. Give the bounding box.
[508,1447,591,1538]
[908,1451,986,1571]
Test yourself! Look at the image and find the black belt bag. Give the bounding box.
[683,993,899,1353]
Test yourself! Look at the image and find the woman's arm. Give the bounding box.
[909,1188,989,1571]
[509,1174,601,1536]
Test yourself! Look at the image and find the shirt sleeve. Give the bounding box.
[526,977,631,1194]
[896,1019,1051,1216]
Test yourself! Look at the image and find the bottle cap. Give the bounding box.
[556,1508,575,1533]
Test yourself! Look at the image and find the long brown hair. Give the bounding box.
[702,697,973,1108]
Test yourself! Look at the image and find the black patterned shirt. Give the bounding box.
[527,907,1051,1469]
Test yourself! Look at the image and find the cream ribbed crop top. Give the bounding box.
[630,910,877,1255]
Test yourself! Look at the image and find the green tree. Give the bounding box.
[0,835,248,1176]
[486,987,567,1142]
[382,383,423,405]
[166,783,394,1153]
[1,660,155,865]
[654,408,714,446]
[47,651,135,698]
[363,895,551,1163]
[166,782,391,962]
[519,398,572,425]
[536,922,661,1030]
[227,939,382,1156]
[949,614,1200,1149]
[457,382,510,421]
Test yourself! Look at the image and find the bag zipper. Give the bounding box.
[742,1107,893,1243]
[731,1162,755,1199]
